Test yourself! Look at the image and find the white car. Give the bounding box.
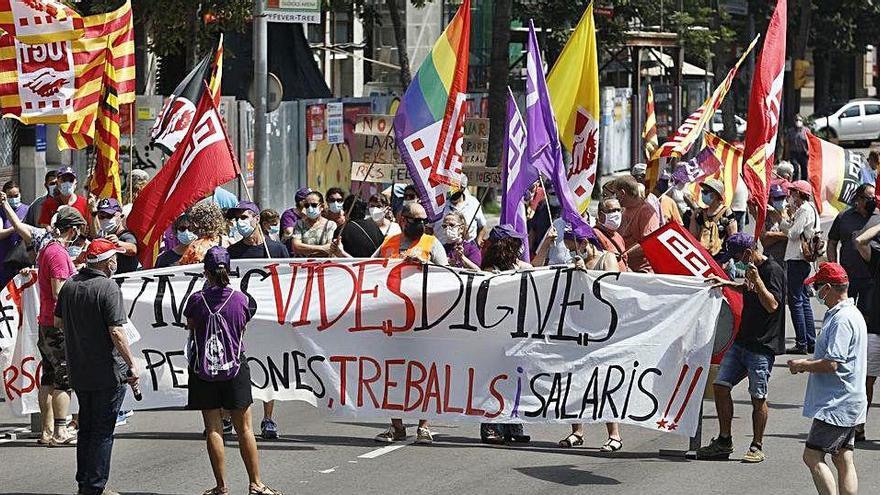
[710,111,747,138]
[812,98,880,142]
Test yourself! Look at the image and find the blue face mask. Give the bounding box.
[305,206,321,219]
[58,181,75,196]
[7,197,20,209]
[701,192,715,205]
[269,224,280,236]
[236,219,255,238]
[328,201,343,214]
[67,245,82,259]
[177,229,197,245]
[48,184,57,196]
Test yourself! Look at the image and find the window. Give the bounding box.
[865,104,880,116]
[841,105,861,118]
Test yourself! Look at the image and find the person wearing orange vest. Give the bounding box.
[373,202,447,445]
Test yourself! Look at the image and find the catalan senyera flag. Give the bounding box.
[546,3,600,213]
[742,0,786,236]
[0,0,133,127]
[56,0,135,150]
[643,84,658,159]
[89,49,121,201]
[687,133,743,208]
[652,35,759,161]
[806,131,865,216]
[0,0,84,44]
[394,0,470,222]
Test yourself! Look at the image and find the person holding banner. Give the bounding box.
[595,199,629,272]
[179,202,231,265]
[280,187,312,251]
[55,239,136,495]
[781,181,820,355]
[337,196,384,258]
[479,224,531,444]
[789,263,866,495]
[609,176,660,273]
[184,246,283,495]
[433,174,487,247]
[156,214,195,268]
[258,209,281,243]
[440,211,481,270]
[697,233,785,463]
[373,201,447,444]
[290,190,338,258]
[367,193,401,238]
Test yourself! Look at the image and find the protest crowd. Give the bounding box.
[0,1,876,495]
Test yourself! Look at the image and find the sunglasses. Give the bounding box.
[328,197,343,203]
[176,226,191,232]
[403,194,418,200]
[305,202,321,208]
[403,217,426,224]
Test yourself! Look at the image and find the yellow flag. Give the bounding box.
[546,4,600,212]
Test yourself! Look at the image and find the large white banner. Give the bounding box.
[1,260,722,436]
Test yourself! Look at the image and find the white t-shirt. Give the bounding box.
[731,178,749,212]
[783,202,818,261]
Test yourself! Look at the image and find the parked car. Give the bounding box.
[811,98,880,142]
[710,111,747,138]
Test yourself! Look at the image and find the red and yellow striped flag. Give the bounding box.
[688,132,744,208]
[0,0,84,44]
[57,0,134,150]
[89,49,121,201]
[643,84,658,159]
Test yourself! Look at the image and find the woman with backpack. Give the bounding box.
[780,180,821,355]
[184,246,282,495]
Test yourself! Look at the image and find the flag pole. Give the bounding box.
[128,103,134,204]
[537,174,553,226]
[464,181,493,236]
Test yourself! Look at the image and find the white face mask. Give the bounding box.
[444,226,462,243]
[602,211,622,231]
[58,181,75,196]
[328,201,343,214]
[99,217,118,234]
[368,207,386,222]
[403,199,417,207]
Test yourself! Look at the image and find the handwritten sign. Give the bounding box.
[1,263,721,436]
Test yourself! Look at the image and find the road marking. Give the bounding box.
[358,444,408,459]
[318,466,338,474]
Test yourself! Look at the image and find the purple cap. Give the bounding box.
[226,200,260,217]
[716,232,756,264]
[295,187,313,203]
[96,197,122,214]
[56,166,76,179]
[204,246,230,272]
[489,223,527,241]
[769,183,787,199]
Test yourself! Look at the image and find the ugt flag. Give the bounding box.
[394,0,470,222]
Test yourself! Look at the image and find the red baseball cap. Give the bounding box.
[804,262,849,286]
[86,238,125,263]
[788,180,813,197]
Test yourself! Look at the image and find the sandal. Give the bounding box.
[248,483,283,495]
[558,433,584,448]
[201,487,229,495]
[600,437,623,452]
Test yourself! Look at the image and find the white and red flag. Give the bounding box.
[742,0,787,236]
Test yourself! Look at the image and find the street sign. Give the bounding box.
[265,0,321,24]
[326,102,344,144]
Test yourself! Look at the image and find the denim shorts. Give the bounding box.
[714,343,775,399]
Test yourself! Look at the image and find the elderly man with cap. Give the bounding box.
[35,207,86,446]
[55,239,136,495]
[789,262,867,495]
[608,175,660,273]
[697,233,785,463]
[38,166,91,230]
[782,179,821,355]
[433,174,487,246]
[280,187,312,250]
[689,178,738,262]
[373,201,447,445]
[93,198,139,274]
[761,183,792,265]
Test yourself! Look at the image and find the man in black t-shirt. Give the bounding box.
[697,233,785,463]
[854,217,880,441]
[829,183,875,324]
[338,196,384,258]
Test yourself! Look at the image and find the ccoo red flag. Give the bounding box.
[127,89,239,268]
[742,0,786,236]
[640,221,743,364]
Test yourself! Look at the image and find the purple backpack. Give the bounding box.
[191,292,243,382]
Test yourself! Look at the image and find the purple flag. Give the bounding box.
[671,147,722,185]
[525,20,597,241]
[501,89,537,261]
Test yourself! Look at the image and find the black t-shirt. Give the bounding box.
[340,218,384,258]
[55,267,128,391]
[227,238,290,260]
[736,257,786,355]
[115,230,139,274]
[155,249,182,268]
[866,246,880,335]
[828,209,872,280]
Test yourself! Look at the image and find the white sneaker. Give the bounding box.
[415,427,433,445]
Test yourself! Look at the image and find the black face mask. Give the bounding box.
[449,191,464,203]
[404,218,426,238]
[865,198,877,216]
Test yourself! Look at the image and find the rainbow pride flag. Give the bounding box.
[394,0,471,222]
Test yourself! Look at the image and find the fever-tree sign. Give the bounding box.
[265,0,320,24]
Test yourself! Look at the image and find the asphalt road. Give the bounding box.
[2,298,880,495]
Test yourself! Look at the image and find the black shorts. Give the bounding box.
[37,325,70,390]
[806,419,856,455]
[187,360,253,411]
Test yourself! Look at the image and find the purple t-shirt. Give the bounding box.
[444,240,482,268]
[281,208,300,230]
[0,203,28,282]
[183,286,254,360]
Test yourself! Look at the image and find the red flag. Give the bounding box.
[127,89,239,268]
[641,221,743,364]
[742,0,786,236]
